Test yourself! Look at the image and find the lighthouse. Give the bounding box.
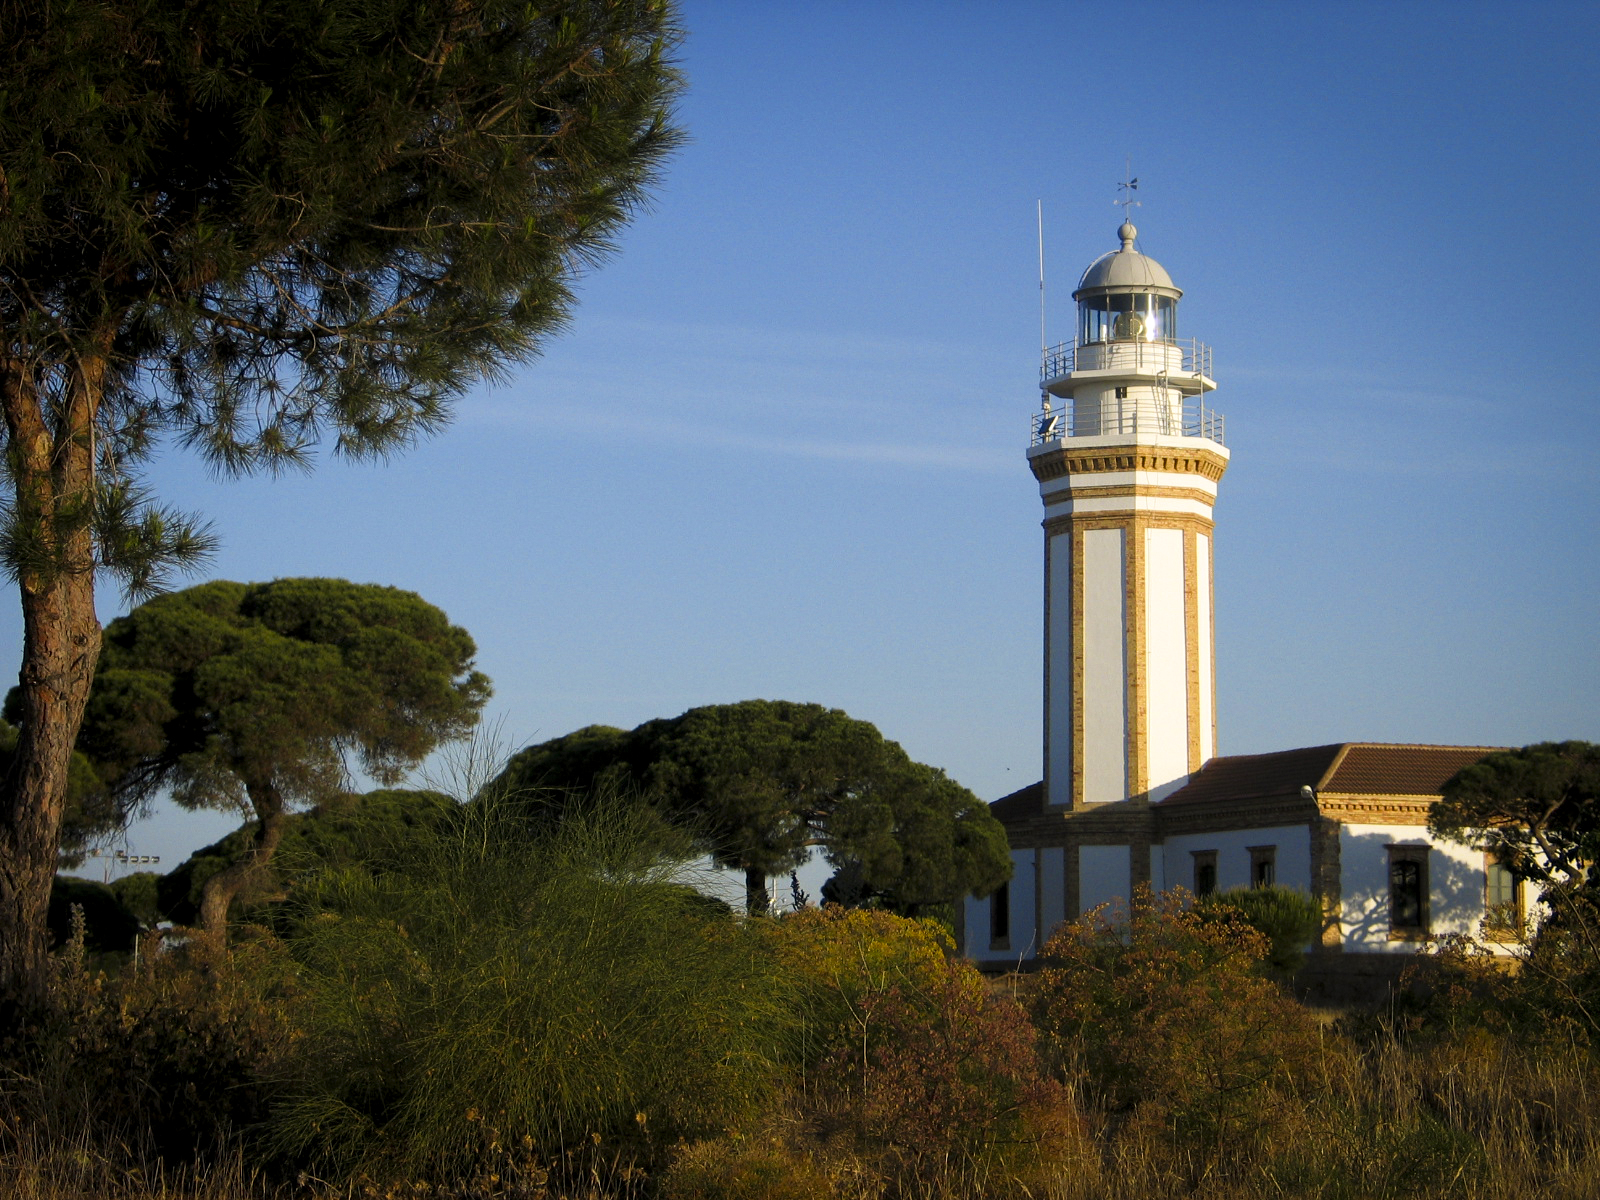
[961,218,1518,993]
[1029,221,1227,809]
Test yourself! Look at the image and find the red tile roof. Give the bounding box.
[1321,743,1502,796]
[1158,744,1345,806]
[1160,742,1503,806]
[991,744,1504,818]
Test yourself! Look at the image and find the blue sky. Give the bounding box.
[34,1,1600,875]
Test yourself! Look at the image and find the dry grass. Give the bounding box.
[0,1122,274,1200]
[5,1006,1600,1200]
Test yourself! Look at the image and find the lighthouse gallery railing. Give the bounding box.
[1040,337,1213,382]
[1030,397,1226,447]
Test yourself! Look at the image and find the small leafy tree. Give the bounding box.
[1430,742,1600,892]
[155,787,459,926]
[46,876,140,954]
[64,578,489,937]
[1432,742,1600,1035]
[0,0,682,1006]
[1197,885,1323,977]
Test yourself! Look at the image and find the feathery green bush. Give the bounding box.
[265,798,792,1182]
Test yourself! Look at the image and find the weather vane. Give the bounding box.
[1116,159,1140,221]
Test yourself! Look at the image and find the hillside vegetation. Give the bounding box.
[7,797,1600,1200]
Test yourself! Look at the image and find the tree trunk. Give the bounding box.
[744,866,770,915]
[0,351,105,1011]
[199,781,288,940]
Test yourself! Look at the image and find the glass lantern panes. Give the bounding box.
[1079,294,1176,344]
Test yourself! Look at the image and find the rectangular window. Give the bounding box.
[1249,845,1277,888]
[1388,845,1430,939]
[1484,857,1523,935]
[1114,386,1129,400]
[989,881,1010,948]
[1191,850,1218,897]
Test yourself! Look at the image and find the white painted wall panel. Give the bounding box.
[1162,826,1312,895]
[1340,825,1484,953]
[1082,528,1127,804]
[1047,533,1074,807]
[1007,848,1039,958]
[1051,495,1217,519]
[1037,470,1218,499]
[1144,527,1190,801]
[1039,847,1066,945]
[961,893,982,958]
[962,847,1039,963]
[1196,533,1213,762]
[1080,844,1131,914]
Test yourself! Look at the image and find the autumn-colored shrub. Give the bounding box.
[768,904,952,995]
[815,957,1073,1156]
[765,905,951,1064]
[1034,885,1323,1146]
[767,904,1078,1189]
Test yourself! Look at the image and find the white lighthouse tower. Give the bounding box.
[1029,221,1227,809]
[962,216,1514,986]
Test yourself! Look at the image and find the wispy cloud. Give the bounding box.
[460,314,1019,471]
[464,395,1015,472]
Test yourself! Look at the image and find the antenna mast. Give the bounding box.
[1036,200,1052,416]
[1037,199,1047,358]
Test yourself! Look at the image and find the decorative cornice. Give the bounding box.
[1030,445,1229,484]
[1157,797,1318,837]
[1317,794,1435,826]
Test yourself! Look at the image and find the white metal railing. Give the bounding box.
[1041,337,1213,382]
[1029,396,1225,447]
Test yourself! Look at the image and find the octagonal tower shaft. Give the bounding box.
[1028,223,1228,809]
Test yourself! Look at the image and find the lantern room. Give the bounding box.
[1073,222,1181,344]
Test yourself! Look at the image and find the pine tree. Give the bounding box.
[68,578,490,937]
[0,0,682,1005]
[494,700,1013,915]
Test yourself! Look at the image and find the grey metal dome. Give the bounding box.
[1072,223,1181,300]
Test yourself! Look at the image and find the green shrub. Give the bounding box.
[156,788,459,925]
[1196,885,1323,976]
[265,798,793,1182]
